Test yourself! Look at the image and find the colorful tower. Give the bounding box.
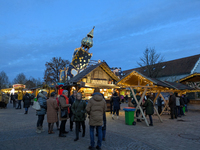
[60,27,95,82]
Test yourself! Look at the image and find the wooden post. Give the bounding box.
[160,93,170,115]
[130,87,149,126]
[153,91,161,104]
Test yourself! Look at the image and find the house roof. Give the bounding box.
[123,54,200,77]
[65,62,119,84]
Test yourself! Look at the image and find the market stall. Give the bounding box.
[63,61,120,111]
[116,70,179,126]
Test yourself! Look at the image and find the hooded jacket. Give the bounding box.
[86,93,107,126]
[36,92,47,115]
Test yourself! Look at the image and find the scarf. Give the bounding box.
[62,95,70,113]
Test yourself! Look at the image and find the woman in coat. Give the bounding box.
[71,93,86,141]
[36,91,47,133]
[23,93,31,114]
[58,90,71,137]
[111,92,120,120]
[47,92,59,134]
[143,94,154,126]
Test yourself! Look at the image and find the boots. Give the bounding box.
[36,127,41,133]
[48,123,54,134]
[24,111,27,114]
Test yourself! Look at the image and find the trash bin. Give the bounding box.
[123,107,135,125]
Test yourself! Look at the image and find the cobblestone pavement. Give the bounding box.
[0,103,200,150]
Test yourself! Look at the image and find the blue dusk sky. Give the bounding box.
[0,0,200,82]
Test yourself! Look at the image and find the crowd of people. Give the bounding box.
[2,89,191,149]
[34,89,107,150]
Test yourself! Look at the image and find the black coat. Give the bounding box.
[69,95,76,116]
[23,93,31,108]
[111,96,120,110]
[169,95,176,108]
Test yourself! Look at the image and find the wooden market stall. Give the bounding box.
[63,62,120,111]
[116,70,180,126]
[177,73,200,103]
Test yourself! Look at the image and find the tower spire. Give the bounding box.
[81,26,95,51]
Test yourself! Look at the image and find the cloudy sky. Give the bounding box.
[1,0,200,82]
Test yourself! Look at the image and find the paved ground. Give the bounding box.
[0,103,200,150]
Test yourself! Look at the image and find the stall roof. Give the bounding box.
[65,62,119,85]
[178,73,200,83]
[116,70,195,92]
[117,70,172,88]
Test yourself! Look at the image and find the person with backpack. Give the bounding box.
[71,93,86,141]
[143,94,154,126]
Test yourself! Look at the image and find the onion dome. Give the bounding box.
[81,26,95,50]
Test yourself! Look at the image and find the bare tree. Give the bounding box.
[13,73,27,84]
[44,57,70,84]
[137,48,164,78]
[0,71,9,89]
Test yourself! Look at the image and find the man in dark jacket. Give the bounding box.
[23,93,31,114]
[69,90,77,131]
[169,92,177,119]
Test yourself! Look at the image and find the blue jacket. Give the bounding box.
[36,93,47,115]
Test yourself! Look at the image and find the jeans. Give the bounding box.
[176,106,180,116]
[25,107,28,112]
[17,100,22,109]
[113,108,119,116]
[90,126,102,148]
[102,129,106,139]
[185,104,188,112]
[37,115,44,127]
[75,121,85,138]
[60,120,67,135]
[149,115,153,125]
[13,100,16,108]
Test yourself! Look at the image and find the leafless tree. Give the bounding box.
[13,73,27,84]
[137,48,164,78]
[0,71,9,89]
[44,57,70,84]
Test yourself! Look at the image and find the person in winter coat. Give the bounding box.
[169,92,177,119]
[180,95,185,116]
[69,90,77,131]
[157,96,163,114]
[36,91,47,133]
[71,93,86,141]
[11,93,16,108]
[16,92,23,109]
[47,92,59,134]
[132,93,141,122]
[23,93,31,114]
[58,90,71,137]
[175,93,181,117]
[183,95,189,112]
[143,94,154,126]
[111,92,120,120]
[86,92,107,150]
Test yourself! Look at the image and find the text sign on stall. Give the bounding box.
[13,84,26,89]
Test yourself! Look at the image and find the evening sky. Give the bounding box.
[0,0,200,81]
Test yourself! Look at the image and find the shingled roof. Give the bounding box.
[65,62,119,85]
[123,54,200,78]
